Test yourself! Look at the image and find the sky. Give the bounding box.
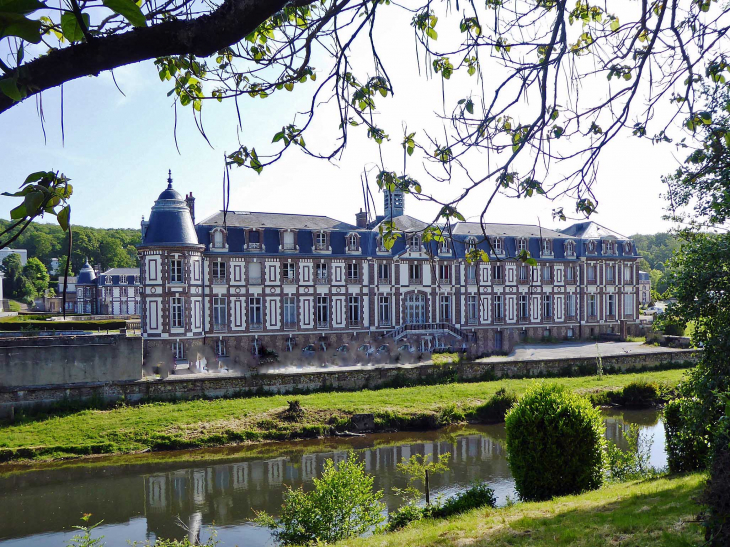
[0,5,688,236]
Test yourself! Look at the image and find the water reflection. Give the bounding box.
[0,409,663,547]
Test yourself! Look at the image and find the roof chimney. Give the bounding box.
[355,208,367,228]
[186,192,196,224]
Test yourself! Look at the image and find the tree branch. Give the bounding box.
[0,0,300,114]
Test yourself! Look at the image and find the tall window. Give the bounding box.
[493,264,503,281]
[315,263,328,280]
[316,296,329,327]
[347,234,359,251]
[439,295,451,322]
[607,294,616,316]
[405,293,426,323]
[213,297,227,331]
[606,264,615,282]
[466,264,476,283]
[249,297,263,328]
[409,263,421,282]
[379,295,391,326]
[623,265,633,283]
[348,295,360,325]
[467,295,478,324]
[248,230,261,250]
[531,266,539,282]
[565,241,575,255]
[282,231,296,250]
[248,262,262,284]
[170,259,183,283]
[315,232,327,250]
[587,264,596,282]
[466,237,477,252]
[409,234,420,249]
[378,263,389,282]
[215,339,227,357]
[519,295,528,318]
[588,294,597,316]
[517,238,527,252]
[519,265,528,281]
[543,294,552,318]
[212,260,225,282]
[282,262,295,281]
[542,239,552,254]
[172,340,184,359]
[284,296,297,328]
[542,265,552,282]
[623,294,635,316]
[494,295,503,320]
[347,263,359,280]
[567,293,576,317]
[439,264,450,282]
[493,237,503,254]
[439,238,450,254]
[171,297,184,328]
[566,265,575,282]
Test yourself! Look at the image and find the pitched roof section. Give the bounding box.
[452,223,570,239]
[101,268,140,276]
[560,221,626,240]
[371,215,431,233]
[198,211,358,231]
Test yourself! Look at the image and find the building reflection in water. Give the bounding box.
[0,411,664,547]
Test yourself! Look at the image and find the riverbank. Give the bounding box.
[0,368,690,464]
[340,473,705,547]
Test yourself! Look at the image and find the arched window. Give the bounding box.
[466,237,477,252]
[624,241,633,254]
[347,233,359,251]
[439,237,450,253]
[565,240,575,256]
[542,238,552,254]
[212,229,224,248]
[409,234,420,249]
[315,232,327,250]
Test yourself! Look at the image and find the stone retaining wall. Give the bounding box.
[0,348,699,419]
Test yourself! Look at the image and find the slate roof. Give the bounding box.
[559,221,626,240]
[141,174,201,247]
[101,268,140,276]
[371,215,431,233]
[452,223,569,239]
[77,262,97,285]
[198,211,358,231]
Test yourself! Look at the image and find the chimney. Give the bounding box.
[186,192,196,224]
[355,208,367,228]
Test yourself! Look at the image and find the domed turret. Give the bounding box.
[141,171,200,246]
[77,260,97,285]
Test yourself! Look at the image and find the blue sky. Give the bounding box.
[0,11,682,235]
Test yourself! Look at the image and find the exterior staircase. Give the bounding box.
[383,322,474,342]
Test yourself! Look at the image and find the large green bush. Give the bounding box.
[505,383,606,501]
[663,397,710,473]
[472,388,518,423]
[257,454,384,545]
[0,319,126,331]
[702,394,730,546]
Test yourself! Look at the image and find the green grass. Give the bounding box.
[0,368,690,463]
[6,300,20,312]
[340,473,705,547]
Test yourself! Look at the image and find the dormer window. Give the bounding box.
[248,230,261,251]
[565,240,576,256]
[586,240,597,253]
[492,237,504,254]
[376,236,387,253]
[347,233,360,252]
[542,238,553,255]
[408,234,420,250]
[211,227,227,250]
[517,238,527,252]
[439,237,450,254]
[314,231,328,251]
[603,240,616,255]
[281,230,296,251]
[120,275,127,284]
[466,237,477,252]
[624,241,633,254]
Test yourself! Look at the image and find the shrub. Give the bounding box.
[0,319,126,331]
[387,503,424,531]
[605,423,655,481]
[437,404,465,425]
[430,482,496,518]
[619,380,661,407]
[664,397,710,473]
[473,388,518,423]
[505,383,606,501]
[702,394,730,546]
[256,454,384,545]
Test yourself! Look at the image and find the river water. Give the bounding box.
[0,409,665,547]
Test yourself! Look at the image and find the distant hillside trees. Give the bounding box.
[1,254,49,304]
[631,233,681,298]
[0,219,141,275]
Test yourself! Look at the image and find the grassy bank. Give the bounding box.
[0,368,689,463]
[340,473,705,547]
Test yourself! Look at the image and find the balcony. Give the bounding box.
[317,321,329,329]
[249,277,262,285]
[212,277,226,285]
[250,322,263,331]
[282,243,297,251]
[314,243,328,251]
[213,323,227,332]
[466,277,478,285]
[346,277,360,284]
[492,277,504,285]
[348,320,360,328]
[494,315,504,324]
[282,276,296,284]
[284,320,297,330]
[467,317,478,326]
[315,276,329,285]
[248,242,262,251]
[409,277,422,285]
[378,277,390,285]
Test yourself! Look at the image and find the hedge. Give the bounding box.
[0,320,127,331]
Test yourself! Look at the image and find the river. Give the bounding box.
[0,409,665,547]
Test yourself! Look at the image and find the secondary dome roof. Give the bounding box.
[141,171,200,247]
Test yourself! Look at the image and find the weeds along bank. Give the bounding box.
[0,368,689,464]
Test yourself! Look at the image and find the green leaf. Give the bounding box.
[60,10,89,42]
[425,27,437,40]
[0,13,42,43]
[23,170,48,185]
[526,258,538,266]
[0,0,45,14]
[57,205,70,231]
[610,18,619,31]
[272,131,285,143]
[0,77,22,101]
[23,190,43,215]
[465,99,474,115]
[9,203,27,219]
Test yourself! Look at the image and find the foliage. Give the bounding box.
[0,319,126,331]
[617,380,662,408]
[605,424,654,481]
[67,514,104,547]
[472,388,518,423]
[394,451,450,505]
[505,383,605,501]
[256,454,385,545]
[663,397,710,474]
[22,257,49,295]
[701,393,730,546]
[386,503,425,532]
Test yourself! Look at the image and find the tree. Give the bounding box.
[22,257,49,295]
[2,0,730,246]
[1,253,24,297]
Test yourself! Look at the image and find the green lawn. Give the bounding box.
[0,368,690,463]
[340,473,705,547]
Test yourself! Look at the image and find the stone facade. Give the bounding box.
[139,176,643,369]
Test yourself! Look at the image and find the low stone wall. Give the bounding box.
[0,347,699,419]
[0,334,142,389]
